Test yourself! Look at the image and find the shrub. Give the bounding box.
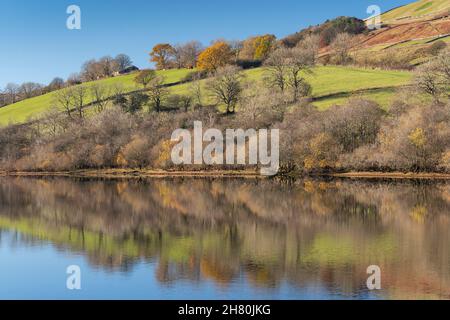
[120,135,151,168]
[182,70,209,82]
[427,40,447,56]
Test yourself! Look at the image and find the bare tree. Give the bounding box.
[72,86,87,118]
[436,48,450,85]
[188,72,204,106]
[265,46,315,101]
[239,86,287,128]
[91,84,111,112]
[20,82,43,99]
[229,40,244,63]
[167,94,193,112]
[54,87,75,118]
[173,45,185,69]
[413,52,450,103]
[40,106,68,137]
[115,54,133,71]
[67,73,82,86]
[147,76,169,112]
[99,56,119,77]
[331,33,354,65]
[297,34,321,63]
[0,92,7,107]
[264,48,290,92]
[4,83,20,104]
[48,77,65,91]
[179,95,193,112]
[206,65,244,114]
[81,59,102,81]
[174,41,203,69]
[285,47,315,102]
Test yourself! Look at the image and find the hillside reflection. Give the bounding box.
[1,177,450,299]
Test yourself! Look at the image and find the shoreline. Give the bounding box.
[2,169,450,180]
[329,172,450,180]
[0,169,264,179]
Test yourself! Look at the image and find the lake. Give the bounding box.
[0,176,450,300]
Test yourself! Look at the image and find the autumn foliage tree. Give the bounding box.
[253,35,277,60]
[150,44,175,70]
[197,42,233,72]
[240,35,276,61]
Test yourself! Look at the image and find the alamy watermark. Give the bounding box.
[66,265,81,290]
[67,5,81,30]
[171,122,280,176]
[367,5,382,30]
[366,265,381,290]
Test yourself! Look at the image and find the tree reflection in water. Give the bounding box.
[1,177,450,299]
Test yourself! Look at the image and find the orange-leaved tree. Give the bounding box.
[197,42,232,72]
[150,43,175,70]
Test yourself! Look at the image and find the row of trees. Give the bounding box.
[1,47,449,174]
[0,80,65,107]
[79,54,134,82]
[150,42,203,70]
[120,35,319,117]
[3,86,450,174]
[149,34,278,72]
[53,82,127,120]
[0,54,134,109]
[148,28,357,74]
[1,16,366,109]
[281,16,367,48]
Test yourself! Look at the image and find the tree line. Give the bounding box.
[0,54,134,108]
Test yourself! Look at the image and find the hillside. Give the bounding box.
[329,0,450,71]
[0,66,412,126]
[0,0,440,127]
[171,66,412,110]
[380,0,450,24]
[0,69,191,126]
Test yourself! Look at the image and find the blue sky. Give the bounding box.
[0,0,412,87]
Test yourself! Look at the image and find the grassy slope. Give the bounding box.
[390,34,450,48]
[0,66,411,126]
[171,66,412,110]
[381,0,450,23]
[0,69,192,126]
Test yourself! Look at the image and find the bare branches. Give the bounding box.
[53,85,86,119]
[414,49,450,102]
[206,65,244,114]
[54,87,75,118]
[90,84,111,113]
[264,41,316,102]
[147,76,169,112]
[331,33,355,65]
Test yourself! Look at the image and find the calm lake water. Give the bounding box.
[1,176,450,300]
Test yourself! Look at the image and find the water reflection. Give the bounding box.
[1,177,450,299]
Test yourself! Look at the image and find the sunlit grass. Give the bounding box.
[0,65,412,126]
[381,0,450,22]
[171,65,411,109]
[0,69,192,125]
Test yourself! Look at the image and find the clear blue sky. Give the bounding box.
[0,0,412,88]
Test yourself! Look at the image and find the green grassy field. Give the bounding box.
[381,0,450,23]
[0,69,192,126]
[171,65,412,110]
[0,66,412,126]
